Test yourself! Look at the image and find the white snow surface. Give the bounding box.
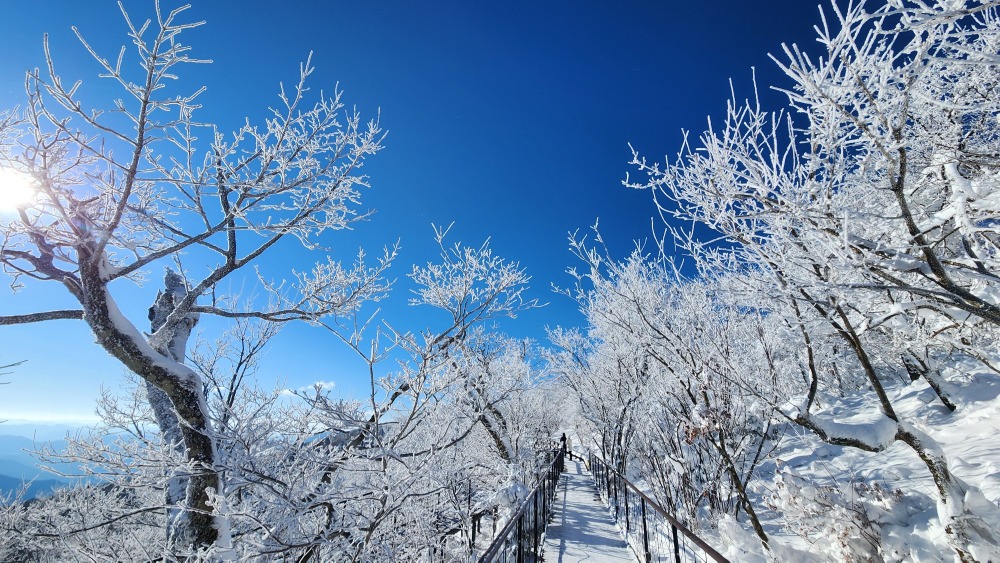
[543,459,636,562]
[726,375,1000,561]
[808,410,899,450]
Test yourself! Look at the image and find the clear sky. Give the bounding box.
[0,0,824,423]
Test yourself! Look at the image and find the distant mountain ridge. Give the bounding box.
[0,421,90,440]
[0,473,67,499]
[0,434,77,499]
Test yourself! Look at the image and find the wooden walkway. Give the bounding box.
[542,458,635,562]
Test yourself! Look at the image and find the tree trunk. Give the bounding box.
[902,354,957,412]
[148,270,217,553]
[77,249,221,556]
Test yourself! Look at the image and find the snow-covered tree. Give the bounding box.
[1,227,544,561]
[554,237,778,544]
[626,1,1000,559]
[0,2,387,556]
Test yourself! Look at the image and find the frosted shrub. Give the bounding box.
[768,467,908,562]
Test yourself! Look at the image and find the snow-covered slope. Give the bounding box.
[721,375,1000,561]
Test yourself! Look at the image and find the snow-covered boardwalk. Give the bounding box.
[542,458,635,562]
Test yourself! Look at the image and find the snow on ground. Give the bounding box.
[543,459,635,562]
[725,373,1000,561]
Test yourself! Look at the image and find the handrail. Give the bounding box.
[589,453,730,563]
[477,445,565,563]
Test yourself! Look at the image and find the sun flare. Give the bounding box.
[0,167,36,212]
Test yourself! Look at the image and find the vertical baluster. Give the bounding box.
[618,474,623,521]
[532,488,539,559]
[641,497,651,563]
[516,514,523,563]
[609,468,615,517]
[672,523,681,563]
[544,468,549,538]
[612,473,619,520]
[624,484,631,533]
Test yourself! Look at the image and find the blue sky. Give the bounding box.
[0,0,823,423]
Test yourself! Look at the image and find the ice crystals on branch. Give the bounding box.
[409,223,541,327]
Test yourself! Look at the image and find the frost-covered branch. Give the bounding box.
[0,309,83,324]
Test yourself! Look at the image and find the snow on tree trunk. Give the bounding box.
[147,269,219,553]
[78,248,222,555]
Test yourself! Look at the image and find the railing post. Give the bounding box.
[641,498,651,563]
[607,468,612,508]
[532,488,539,559]
[516,515,524,563]
[624,485,631,533]
[611,462,622,526]
[611,473,618,519]
[541,477,548,524]
[672,523,681,563]
[609,469,615,516]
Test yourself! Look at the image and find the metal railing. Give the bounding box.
[477,445,566,563]
[589,453,730,563]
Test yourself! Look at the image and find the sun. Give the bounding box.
[0,167,36,212]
